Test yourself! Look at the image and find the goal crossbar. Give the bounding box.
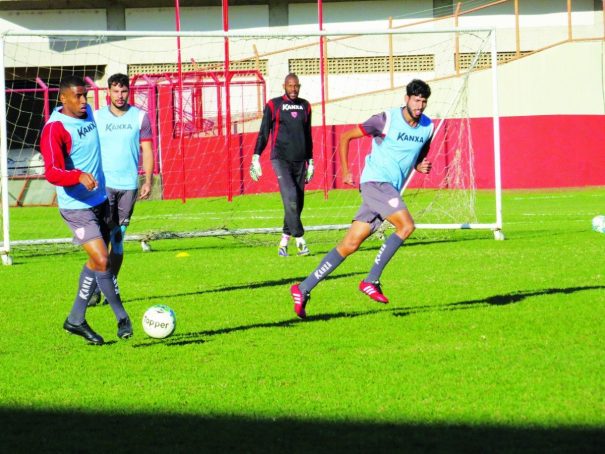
[1,27,496,39]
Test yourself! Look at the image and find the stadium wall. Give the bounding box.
[7,39,603,204]
[156,39,604,198]
[288,40,602,190]
[1,3,604,204]
[157,113,605,200]
[0,3,602,92]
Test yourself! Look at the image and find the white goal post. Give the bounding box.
[0,26,503,264]
[0,37,12,265]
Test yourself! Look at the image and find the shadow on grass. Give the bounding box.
[392,285,605,317]
[1,408,603,453]
[126,272,364,304]
[133,285,605,349]
[133,309,381,348]
[125,234,492,305]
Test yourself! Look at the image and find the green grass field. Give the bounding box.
[1,187,604,452]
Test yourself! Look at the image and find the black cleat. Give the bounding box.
[117,317,133,339]
[64,318,104,345]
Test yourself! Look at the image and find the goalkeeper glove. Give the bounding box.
[305,159,315,183]
[249,154,262,182]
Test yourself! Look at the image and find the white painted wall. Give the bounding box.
[0,3,602,120]
[319,39,605,126]
[467,40,605,117]
[288,0,432,31]
[125,5,268,32]
[457,0,601,48]
[0,2,601,50]
[0,9,107,31]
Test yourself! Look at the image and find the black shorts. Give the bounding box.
[354,182,407,233]
[59,200,111,245]
[106,187,138,227]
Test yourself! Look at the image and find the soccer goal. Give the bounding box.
[0,26,503,264]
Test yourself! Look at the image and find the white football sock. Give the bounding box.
[279,234,290,247]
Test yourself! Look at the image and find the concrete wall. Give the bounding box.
[0,1,602,41]
[466,40,605,117]
[1,1,604,203]
[125,5,269,31]
[0,9,107,30]
[289,0,432,30]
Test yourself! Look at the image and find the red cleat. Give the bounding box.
[290,284,310,319]
[359,280,389,304]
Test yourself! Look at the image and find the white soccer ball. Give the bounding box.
[592,215,605,234]
[142,304,177,339]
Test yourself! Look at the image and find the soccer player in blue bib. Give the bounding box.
[88,73,153,306]
[40,75,132,344]
[290,79,434,319]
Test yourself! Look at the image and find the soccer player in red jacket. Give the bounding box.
[40,75,132,345]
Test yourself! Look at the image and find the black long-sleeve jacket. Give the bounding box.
[253,95,313,162]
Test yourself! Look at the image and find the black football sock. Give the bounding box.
[299,248,345,294]
[95,270,128,321]
[365,233,404,283]
[67,265,97,325]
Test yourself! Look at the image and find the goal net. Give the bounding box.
[0,27,502,263]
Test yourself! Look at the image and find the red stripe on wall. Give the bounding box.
[158,111,605,199]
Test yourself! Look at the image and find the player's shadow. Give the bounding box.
[133,284,604,349]
[133,309,382,348]
[126,271,364,304]
[391,285,605,317]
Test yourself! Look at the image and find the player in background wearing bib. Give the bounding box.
[88,73,154,307]
[290,79,434,319]
[249,73,314,257]
[40,75,132,344]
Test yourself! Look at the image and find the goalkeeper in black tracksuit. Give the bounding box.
[250,73,314,257]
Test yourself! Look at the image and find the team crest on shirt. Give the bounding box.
[291,112,298,118]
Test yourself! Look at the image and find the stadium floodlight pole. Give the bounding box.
[175,0,186,202]
[0,37,13,265]
[223,0,234,202]
[318,0,329,198]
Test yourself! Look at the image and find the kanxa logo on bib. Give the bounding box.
[77,122,97,139]
[396,132,424,143]
[105,123,133,132]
